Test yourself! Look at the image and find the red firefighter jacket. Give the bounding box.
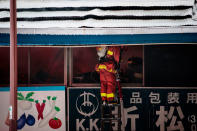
[96,46,120,73]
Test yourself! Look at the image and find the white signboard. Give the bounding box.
[0,86,65,131]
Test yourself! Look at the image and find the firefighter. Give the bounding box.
[95,46,121,105]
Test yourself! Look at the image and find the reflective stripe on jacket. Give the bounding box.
[96,63,117,73]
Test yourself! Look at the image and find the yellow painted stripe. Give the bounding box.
[107,50,113,55]
[107,93,114,98]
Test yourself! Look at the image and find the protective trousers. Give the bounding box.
[99,69,116,102]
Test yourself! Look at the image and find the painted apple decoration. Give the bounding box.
[49,117,62,129]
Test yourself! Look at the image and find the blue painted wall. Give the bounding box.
[0,86,65,92]
[0,33,197,46]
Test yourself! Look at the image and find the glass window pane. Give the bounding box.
[144,44,197,87]
[73,47,99,83]
[18,47,28,85]
[0,47,9,86]
[30,48,64,84]
[72,46,143,85]
[0,47,30,86]
[120,46,143,84]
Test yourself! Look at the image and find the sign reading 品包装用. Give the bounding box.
[68,87,197,131]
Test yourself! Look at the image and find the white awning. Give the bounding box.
[0,0,197,28]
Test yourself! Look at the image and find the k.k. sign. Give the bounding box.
[68,88,101,131]
[68,87,197,131]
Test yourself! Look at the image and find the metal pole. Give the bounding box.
[9,0,17,130]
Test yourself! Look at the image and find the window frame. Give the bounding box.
[0,45,145,87]
[0,47,67,87]
[69,46,145,87]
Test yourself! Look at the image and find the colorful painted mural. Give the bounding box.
[0,86,65,131]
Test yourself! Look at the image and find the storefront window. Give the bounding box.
[120,46,143,84]
[18,48,28,84]
[0,47,64,86]
[72,47,99,83]
[0,47,9,86]
[72,46,143,86]
[144,44,197,87]
[30,48,64,84]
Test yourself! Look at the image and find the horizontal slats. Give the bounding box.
[0,6,192,12]
[0,9,192,18]
[0,0,196,28]
[0,0,194,8]
[0,19,195,28]
[0,15,192,22]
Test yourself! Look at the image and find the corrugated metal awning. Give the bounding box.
[0,0,197,28]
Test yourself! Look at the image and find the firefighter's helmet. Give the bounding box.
[96,46,107,58]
